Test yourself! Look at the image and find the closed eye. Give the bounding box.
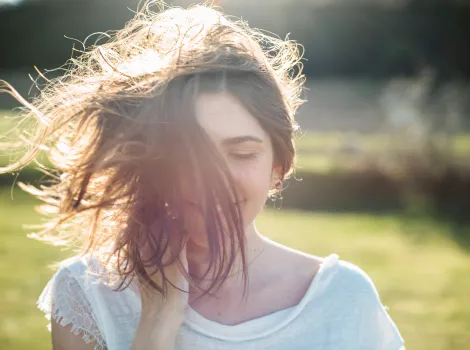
[229,152,258,161]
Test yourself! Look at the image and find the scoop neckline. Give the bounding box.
[182,253,340,341]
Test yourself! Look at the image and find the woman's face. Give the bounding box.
[183,92,278,248]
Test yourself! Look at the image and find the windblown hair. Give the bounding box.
[0,1,305,295]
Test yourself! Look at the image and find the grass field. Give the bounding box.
[1,188,470,350]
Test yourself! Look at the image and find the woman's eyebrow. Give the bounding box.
[221,135,263,146]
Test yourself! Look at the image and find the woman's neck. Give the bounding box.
[186,223,266,294]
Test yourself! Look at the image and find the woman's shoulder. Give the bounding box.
[280,249,377,292]
[47,254,117,292]
[333,258,380,295]
[37,255,112,349]
[55,254,108,274]
[310,255,391,314]
[321,257,405,348]
[284,251,382,304]
[38,253,136,318]
[55,255,89,274]
[335,256,371,276]
[265,242,379,297]
[310,254,381,296]
[270,247,380,302]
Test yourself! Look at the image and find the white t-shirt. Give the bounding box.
[38,254,405,350]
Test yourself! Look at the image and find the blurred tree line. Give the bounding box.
[0,0,469,82]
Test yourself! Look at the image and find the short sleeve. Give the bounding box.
[37,267,107,350]
[359,296,405,350]
[350,265,405,350]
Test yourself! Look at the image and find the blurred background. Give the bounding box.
[1,0,470,349]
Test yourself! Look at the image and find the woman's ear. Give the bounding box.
[270,166,282,189]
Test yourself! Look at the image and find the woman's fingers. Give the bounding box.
[137,223,189,312]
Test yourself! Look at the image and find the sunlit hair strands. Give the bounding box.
[0,0,306,297]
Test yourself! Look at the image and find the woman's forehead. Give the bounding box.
[194,92,266,144]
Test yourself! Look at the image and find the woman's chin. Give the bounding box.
[186,235,210,251]
[186,237,212,267]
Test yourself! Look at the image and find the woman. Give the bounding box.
[1,1,405,349]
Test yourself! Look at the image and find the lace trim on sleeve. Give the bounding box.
[37,268,107,350]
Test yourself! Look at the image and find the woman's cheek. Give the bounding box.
[246,161,273,195]
[241,171,272,217]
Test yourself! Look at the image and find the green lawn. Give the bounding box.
[1,189,470,350]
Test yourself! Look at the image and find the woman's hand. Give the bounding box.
[131,241,189,350]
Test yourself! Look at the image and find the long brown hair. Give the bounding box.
[0,1,306,296]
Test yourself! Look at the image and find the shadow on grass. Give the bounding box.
[397,205,470,251]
